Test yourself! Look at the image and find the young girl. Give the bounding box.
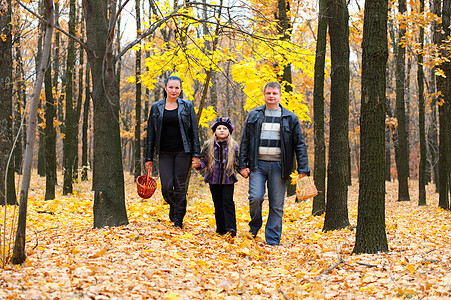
[197,117,239,237]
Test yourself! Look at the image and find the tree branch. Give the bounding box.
[16,0,91,54]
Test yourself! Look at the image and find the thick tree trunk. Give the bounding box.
[44,58,57,200]
[312,0,327,216]
[394,0,410,202]
[12,0,54,265]
[0,0,16,206]
[353,0,389,254]
[84,0,128,228]
[323,0,350,231]
[418,0,426,206]
[134,0,142,180]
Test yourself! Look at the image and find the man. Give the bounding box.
[239,82,310,245]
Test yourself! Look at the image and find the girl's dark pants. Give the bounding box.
[159,151,192,226]
[209,184,236,235]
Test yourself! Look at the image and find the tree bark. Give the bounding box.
[394,0,410,202]
[417,0,426,206]
[12,0,54,265]
[44,54,57,200]
[323,0,350,231]
[312,0,327,216]
[62,0,76,195]
[84,0,128,228]
[437,0,450,210]
[0,0,17,206]
[81,62,91,181]
[134,0,142,180]
[353,0,389,254]
[14,36,25,175]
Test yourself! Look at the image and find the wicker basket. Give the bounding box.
[296,176,318,202]
[137,169,157,199]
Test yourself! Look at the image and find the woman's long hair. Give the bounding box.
[206,133,237,175]
[163,76,182,99]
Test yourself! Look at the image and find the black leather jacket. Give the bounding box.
[239,104,310,180]
[146,98,201,161]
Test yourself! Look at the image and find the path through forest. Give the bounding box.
[0,173,450,299]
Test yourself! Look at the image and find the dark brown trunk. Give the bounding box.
[312,0,327,216]
[418,0,426,206]
[0,0,16,206]
[353,0,389,254]
[134,0,142,180]
[323,0,350,231]
[84,0,128,228]
[394,0,410,201]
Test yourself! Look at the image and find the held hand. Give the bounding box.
[297,173,307,179]
[240,168,250,178]
[192,157,201,169]
[145,161,152,170]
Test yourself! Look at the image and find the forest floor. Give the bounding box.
[0,172,450,299]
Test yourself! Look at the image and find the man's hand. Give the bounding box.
[240,168,250,178]
[145,161,152,170]
[192,157,201,169]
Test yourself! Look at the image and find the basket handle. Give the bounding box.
[145,168,151,188]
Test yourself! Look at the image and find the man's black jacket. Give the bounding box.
[239,104,310,180]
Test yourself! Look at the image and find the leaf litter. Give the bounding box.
[0,173,450,299]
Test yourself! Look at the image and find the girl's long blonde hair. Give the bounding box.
[206,133,237,175]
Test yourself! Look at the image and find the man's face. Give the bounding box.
[264,87,281,108]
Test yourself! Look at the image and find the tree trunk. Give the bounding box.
[44,55,57,200]
[134,0,142,180]
[62,0,76,195]
[81,62,91,181]
[276,0,296,198]
[323,0,350,231]
[84,0,128,228]
[73,8,84,183]
[0,0,17,206]
[12,0,54,265]
[430,0,440,193]
[394,0,410,202]
[438,0,450,210]
[312,0,327,216]
[353,0,389,254]
[36,6,46,178]
[14,36,24,175]
[418,0,426,206]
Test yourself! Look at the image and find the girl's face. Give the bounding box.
[215,125,229,142]
[165,80,182,100]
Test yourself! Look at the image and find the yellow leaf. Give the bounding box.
[164,292,179,300]
[406,263,416,274]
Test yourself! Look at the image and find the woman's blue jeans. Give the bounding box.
[248,160,287,245]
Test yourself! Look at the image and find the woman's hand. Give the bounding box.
[145,161,152,170]
[192,157,201,169]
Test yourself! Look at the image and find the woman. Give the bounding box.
[145,76,201,229]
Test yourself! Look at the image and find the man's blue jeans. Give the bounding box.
[248,160,287,245]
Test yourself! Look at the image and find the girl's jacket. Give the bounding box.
[198,139,239,185]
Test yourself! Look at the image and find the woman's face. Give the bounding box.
[165,80,182,99]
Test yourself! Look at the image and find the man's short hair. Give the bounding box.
[264,82,282,93]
